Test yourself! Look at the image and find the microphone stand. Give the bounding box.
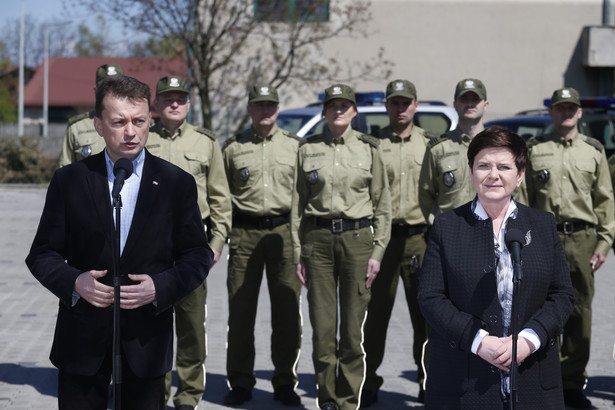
[112,194,123,410]
[509,254,523,410]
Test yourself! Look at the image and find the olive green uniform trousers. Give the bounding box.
[226,223,302,390]
[559,227,597,390]
[165,281,207,407]
[302,224,373,410]
[363,232,428,394]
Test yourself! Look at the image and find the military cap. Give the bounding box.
[95,64,124,85]
[156,76,190,96]
[454,78,487,100]
[248,84,279,103]
[386,79,417,100]
[323,83,356,105]
[550,87,581,107]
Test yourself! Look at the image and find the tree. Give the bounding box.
[1,15,75,67]
[73,16,115,57]
[66,0,392,133]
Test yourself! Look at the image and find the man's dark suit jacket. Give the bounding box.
[26,150,212,378]
[419,200,575,409]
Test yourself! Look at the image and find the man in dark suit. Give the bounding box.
[25,76,212,410]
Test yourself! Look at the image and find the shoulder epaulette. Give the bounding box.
[299,133,324,146]
[357,133,380,147]
[67,111,93,126]
[195,127,217,141]
[424,130,438,140]
[526,136,545,147]
[583,136,604,152]
[281,129,301,142]
[428,135,448,148]
[222,135,238,151]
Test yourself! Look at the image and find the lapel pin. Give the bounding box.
[524,230,532,246]
[152,181,159,186]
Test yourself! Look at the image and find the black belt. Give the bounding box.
[391,224,428,237]
[557,221,594,235]
[233,212,290,229]
[315,217,371,233]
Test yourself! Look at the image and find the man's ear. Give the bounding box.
[93,117,103,136]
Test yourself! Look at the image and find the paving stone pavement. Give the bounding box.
[0,183,613,409]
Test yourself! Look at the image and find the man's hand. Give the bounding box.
[211,249,221,267]
[119,274,156,309]
[295,263,308,288]
[590,252,606,272]
[74,270,113,308]
[365,258,381,288]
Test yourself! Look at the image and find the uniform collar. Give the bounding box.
[155,120,187,139]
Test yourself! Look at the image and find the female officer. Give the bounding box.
[290,84,391,410]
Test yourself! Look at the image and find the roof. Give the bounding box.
[23,57,188,107]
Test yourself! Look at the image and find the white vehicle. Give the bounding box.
[277,92,458,138]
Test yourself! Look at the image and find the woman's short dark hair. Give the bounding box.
[95,76,151,118]
[467,126,528,172]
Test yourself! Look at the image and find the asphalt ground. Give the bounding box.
[0,183,613,409]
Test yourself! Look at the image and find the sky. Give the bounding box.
[5,0,76,25]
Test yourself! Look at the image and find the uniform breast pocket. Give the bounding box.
[348,157,372,187]
[273,155,296,192]
[302,159,326,189]
[231,156,259,188]
[530,158,557,191]
[574,159,597,191]
[184,151,209,177]
[437,157,462,193]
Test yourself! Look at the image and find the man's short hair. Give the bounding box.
[95,76,151,118]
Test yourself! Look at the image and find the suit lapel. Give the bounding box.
[121,151,160,262]
[85,153,115,245]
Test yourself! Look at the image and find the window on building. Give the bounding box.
[254,0,329,22]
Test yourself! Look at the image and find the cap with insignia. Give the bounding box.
[156,76,190,96]
[386,79,417,100]
[248,84,279,103]
[95,64,124,85]
[550,87,581,107]
[454,78,487,100]
[323,83,356,105]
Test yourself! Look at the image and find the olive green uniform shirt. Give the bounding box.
[147,121,232,253]
[518,131,615,256]
[377,125,434,225]
[57,111,106,168]
[222,126,299,217]
[418,128,475,224]
[291,128,392,264]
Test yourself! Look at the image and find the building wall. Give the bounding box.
[282,0,609,122]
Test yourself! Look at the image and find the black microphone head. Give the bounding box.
[113,157,134,179]
[505,228,525,249]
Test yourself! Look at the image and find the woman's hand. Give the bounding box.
[477,335,512,371]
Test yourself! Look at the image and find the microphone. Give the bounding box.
[505,228,525,280]
[111,157,134,199]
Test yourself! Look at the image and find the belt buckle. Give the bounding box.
[332,218,343,233]
[562,221,573,235]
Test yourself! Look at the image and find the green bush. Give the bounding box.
[0,136,56,183]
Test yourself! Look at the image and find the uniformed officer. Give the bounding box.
[361,80,434,406]
[418,78,489,222]
[146,76,232,410]
[222,84,303,407]
[291,84,392,410]
[518,87,615,410]
[57,64,124,167]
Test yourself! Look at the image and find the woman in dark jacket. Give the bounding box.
[418,126,574,409]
